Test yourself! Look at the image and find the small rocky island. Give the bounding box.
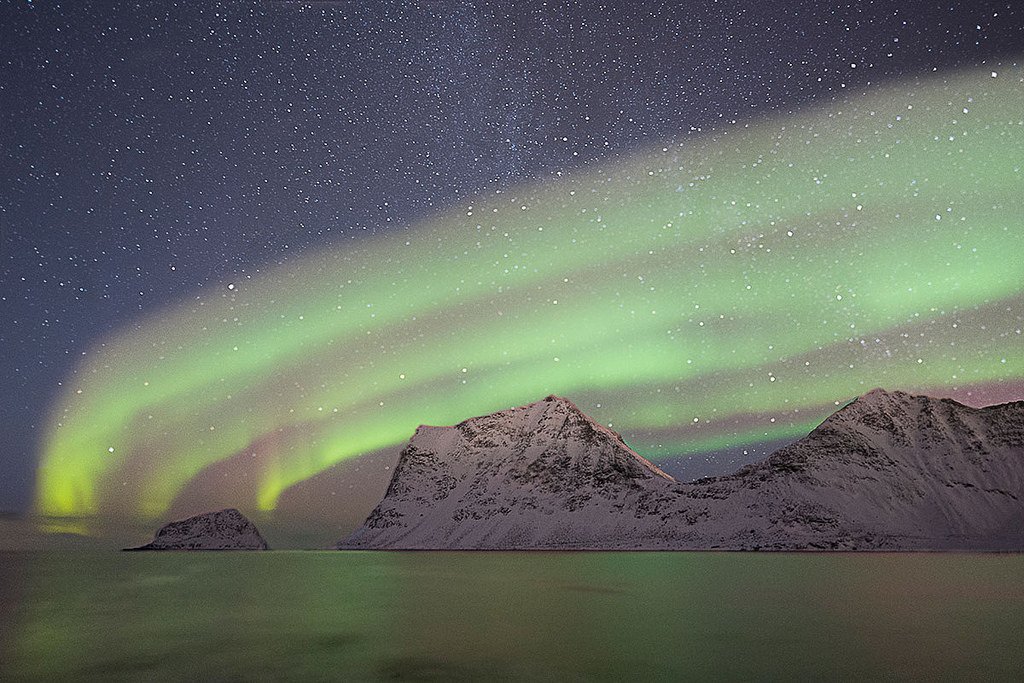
[126,508,269,551]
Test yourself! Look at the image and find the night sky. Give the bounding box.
[2,1,1022,522]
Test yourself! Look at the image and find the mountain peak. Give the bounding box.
[432,394,672,482]
[540,394,581,408]
[851,387,917,405]
[829,387,915,419]
[833,387,978,423]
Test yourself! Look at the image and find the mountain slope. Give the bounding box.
[338,391,1024,550]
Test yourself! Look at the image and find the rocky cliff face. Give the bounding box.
[338,391,1024,551]
[126,508,269,551]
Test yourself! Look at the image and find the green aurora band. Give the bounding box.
[36,65,1024,520]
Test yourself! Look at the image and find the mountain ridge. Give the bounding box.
[338,389,1024,551]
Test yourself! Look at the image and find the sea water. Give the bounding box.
[1,551,1022,680]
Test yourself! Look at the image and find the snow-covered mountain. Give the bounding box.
[126,508,269,551]
[338,391,1024,550]
[340,396,679,549]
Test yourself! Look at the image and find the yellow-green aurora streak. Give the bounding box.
[37,65,1024,519]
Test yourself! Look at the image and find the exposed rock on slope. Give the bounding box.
[126,508,269,551]
[338,391,1024,551]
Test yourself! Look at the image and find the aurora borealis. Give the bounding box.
[33,63,1023,521]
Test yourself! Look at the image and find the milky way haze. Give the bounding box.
[35,65,1023,519]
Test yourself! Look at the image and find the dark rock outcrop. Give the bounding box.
[126,508,269,551]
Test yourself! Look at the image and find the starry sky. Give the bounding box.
[2,1,1022,523]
